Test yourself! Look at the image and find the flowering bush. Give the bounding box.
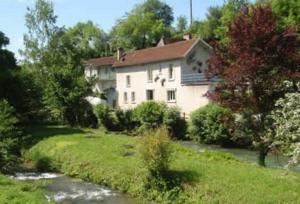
[271,82,300,167]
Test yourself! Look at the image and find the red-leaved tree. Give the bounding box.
[206,5,300,166]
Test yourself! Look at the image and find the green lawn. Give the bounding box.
[27,126,300,204]
[0,174,51,204]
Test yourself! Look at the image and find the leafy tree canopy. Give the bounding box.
[110,0,174,50]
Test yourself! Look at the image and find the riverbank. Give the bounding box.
[26,126,300,203]
[0,173,51,204]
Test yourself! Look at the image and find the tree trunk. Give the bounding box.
[258,148,267,166]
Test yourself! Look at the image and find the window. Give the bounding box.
[126,75,131,87]
[131,92,135,103]
[124,92,128,103]
[168,64,174,80]
[147,67,153,82]
[146,90,154,100]
[167,90,176,102]
[105,67,109,74]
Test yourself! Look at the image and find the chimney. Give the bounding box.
[157,37,166,47]
[183,33,192,41]
[117,48,124,61]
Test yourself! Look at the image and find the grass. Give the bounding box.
[26,126,300,204]
[0,174,51,204]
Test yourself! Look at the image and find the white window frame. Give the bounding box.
[131,92,136,103]
[126,75,131,87]
[124,92,128,104]
[167,89,176,103]
[168,64,174,81]
[147,67,153,82]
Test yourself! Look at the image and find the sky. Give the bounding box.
[0,0,224,59]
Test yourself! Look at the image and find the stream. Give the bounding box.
[11,172,136,204]
[180,141,300,172]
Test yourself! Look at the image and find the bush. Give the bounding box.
[134,101,166,129]
[115,109,139,131]
[94,104,118,131]
[139,128,172,178]
[163,107,187,140]
[189,104,233,146]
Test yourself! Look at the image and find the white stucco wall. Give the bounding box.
[116,41,211,115]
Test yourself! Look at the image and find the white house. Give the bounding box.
[85,35,213,115]
[84,56,117,107]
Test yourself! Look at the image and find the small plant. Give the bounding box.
[139,127,172,178]
[189,104,233,146]
[163,106,187,140]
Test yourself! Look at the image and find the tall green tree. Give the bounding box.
[110,12,167,50]
[21,0,58,67]
[110,0,173,50]
[189,6,223,42]
[42,29,94,126]
[133,0,174,27]
[66,21,110,59]
[175,15,188,35]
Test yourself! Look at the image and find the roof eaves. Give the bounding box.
[113,56,184,68]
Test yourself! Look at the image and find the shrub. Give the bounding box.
[163,107,187,140]
[139,127,172,178]
[115,109,139,132]
[134,101,166,129]
[94,104,117,131]
[189,104,233,146]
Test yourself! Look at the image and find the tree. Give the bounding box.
[133,0,174,27]
[215,0,249,44]
[21,0,58,67]
[175,16,188,34]
[110,12,167,50]
[189,6,223,42]
[110,0,173,50]
[42,29,93,126]
[206,5,300,166]
[66,21,110,59]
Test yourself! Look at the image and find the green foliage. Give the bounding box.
[0,100,21,173]
[111,12,169,50]
[139,128,172,177]
[133,101,166,129]
[163,107,186,140]
[94,104,119,131]
[189,104,233,146]
[134,0,174,27]
[65,21,110,59]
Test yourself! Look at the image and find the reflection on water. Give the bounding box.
[11,173,136,204]
[180,141,300,172]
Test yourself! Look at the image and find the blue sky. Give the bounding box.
[0,0,224,59]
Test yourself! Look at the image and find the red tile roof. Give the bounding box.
[85,56,116,66]
[113,39,198,68]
